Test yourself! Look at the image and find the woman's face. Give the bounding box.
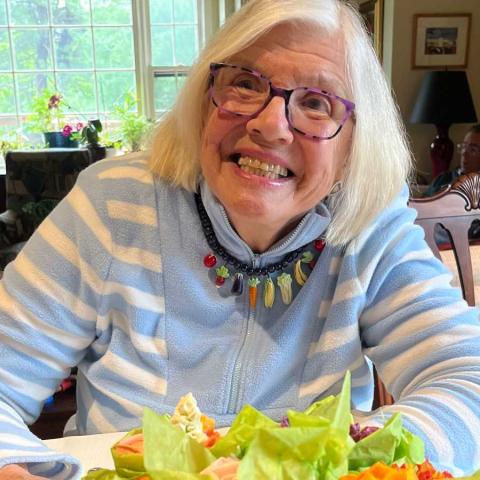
[200,22,353,235]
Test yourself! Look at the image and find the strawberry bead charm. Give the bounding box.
[215,265,230,287]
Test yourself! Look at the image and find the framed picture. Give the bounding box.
[412,13,471,69]
[359,0,384,62]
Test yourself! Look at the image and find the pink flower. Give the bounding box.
[48,94,62,109]
[76,122,84,131]
[62,125,73,137]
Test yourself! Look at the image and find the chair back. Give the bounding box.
[409,172,480,307]
[374,172,480,409]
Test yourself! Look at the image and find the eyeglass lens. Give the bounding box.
[211,65,350,140]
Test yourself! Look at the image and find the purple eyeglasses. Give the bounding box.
[208,62,355,140]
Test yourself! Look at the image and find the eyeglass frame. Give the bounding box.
[457,142,480,156]
[208,62,356,141]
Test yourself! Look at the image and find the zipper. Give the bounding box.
[219,208,313,413]
[227,254,260,413]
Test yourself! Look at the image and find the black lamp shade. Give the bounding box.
[410,70,477,125]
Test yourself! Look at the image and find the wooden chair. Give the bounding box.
[373,172,480,408]
[409,172,480,307]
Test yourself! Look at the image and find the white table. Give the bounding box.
[44,432,126,475]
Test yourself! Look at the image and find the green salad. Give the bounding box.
[82,373,480,480]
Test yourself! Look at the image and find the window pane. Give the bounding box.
[54,28,93,69]
[51,0,91,25]
[97,71,135,112]
[12,28,52,70]
[92,0,131,25]
[151,26,174,66]
[15,72,54,113]
[0,116,20,133]
[57,72,96,113]
[150,0,172,24]
[8,0,48,25]
[94,27,133,69]
[0,0,7,25]
[174,25,197,65]
[0,28,11,70]
[174,0,196,23]
[0,73,15,114]
[154,73,186,112]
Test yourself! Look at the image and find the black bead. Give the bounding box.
[194,193,323,289]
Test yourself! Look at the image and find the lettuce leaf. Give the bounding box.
[143,408,215,475]
[82,468,131,480]
[348,413,424,470]
[237,426,352,480]
[210,404,278,458]
[304,371,353,435]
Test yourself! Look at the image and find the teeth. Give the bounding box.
[237,156,289,178]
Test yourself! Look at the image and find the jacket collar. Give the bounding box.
[199,179,331,265]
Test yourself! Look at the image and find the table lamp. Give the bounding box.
[410,70,477,179]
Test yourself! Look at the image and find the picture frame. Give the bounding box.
[359,0,384,62]
[412,13,471,69]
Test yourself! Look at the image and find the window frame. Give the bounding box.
[0,0,206,128]
[133,0,204,120]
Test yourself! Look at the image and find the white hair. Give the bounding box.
[148,0,412,246]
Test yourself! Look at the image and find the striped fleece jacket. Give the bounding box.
[0,152,479,478]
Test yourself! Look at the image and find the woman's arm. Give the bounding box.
[357,201,480,475]
[0,164,113,477]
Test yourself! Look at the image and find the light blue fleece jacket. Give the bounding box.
[0,153,479,478]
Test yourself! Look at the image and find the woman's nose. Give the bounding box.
[245,97,294,146]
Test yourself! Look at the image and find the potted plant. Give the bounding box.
[26,89,80,148]
[113,92,154,152]
[71,119,106,162]
[99,131,124,158]
[0,130,30,160]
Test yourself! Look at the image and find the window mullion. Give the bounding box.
[89,0,101,119]
[5,0,20,124]
[132,0,154,120]
[47,0,57,91]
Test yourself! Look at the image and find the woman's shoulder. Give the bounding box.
[344,185,420,260]
[79,151,152,182]
[73,150,193,212]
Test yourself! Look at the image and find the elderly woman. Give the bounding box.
[1,0,480,478]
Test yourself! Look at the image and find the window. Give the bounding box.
[148,0,200,118]
[0,0,203,134]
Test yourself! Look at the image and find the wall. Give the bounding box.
[387,0,480,179]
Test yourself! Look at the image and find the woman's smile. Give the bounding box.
[200,22,352,251]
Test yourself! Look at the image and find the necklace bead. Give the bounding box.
[195,193,325,308]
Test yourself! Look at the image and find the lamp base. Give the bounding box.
[430,125,454,179]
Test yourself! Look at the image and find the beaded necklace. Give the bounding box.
[195,193,326,309]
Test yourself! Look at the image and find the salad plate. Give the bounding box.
[53,373,480,480]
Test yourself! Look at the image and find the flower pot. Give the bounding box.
[44,131,79,148]
[86,143,107,162]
